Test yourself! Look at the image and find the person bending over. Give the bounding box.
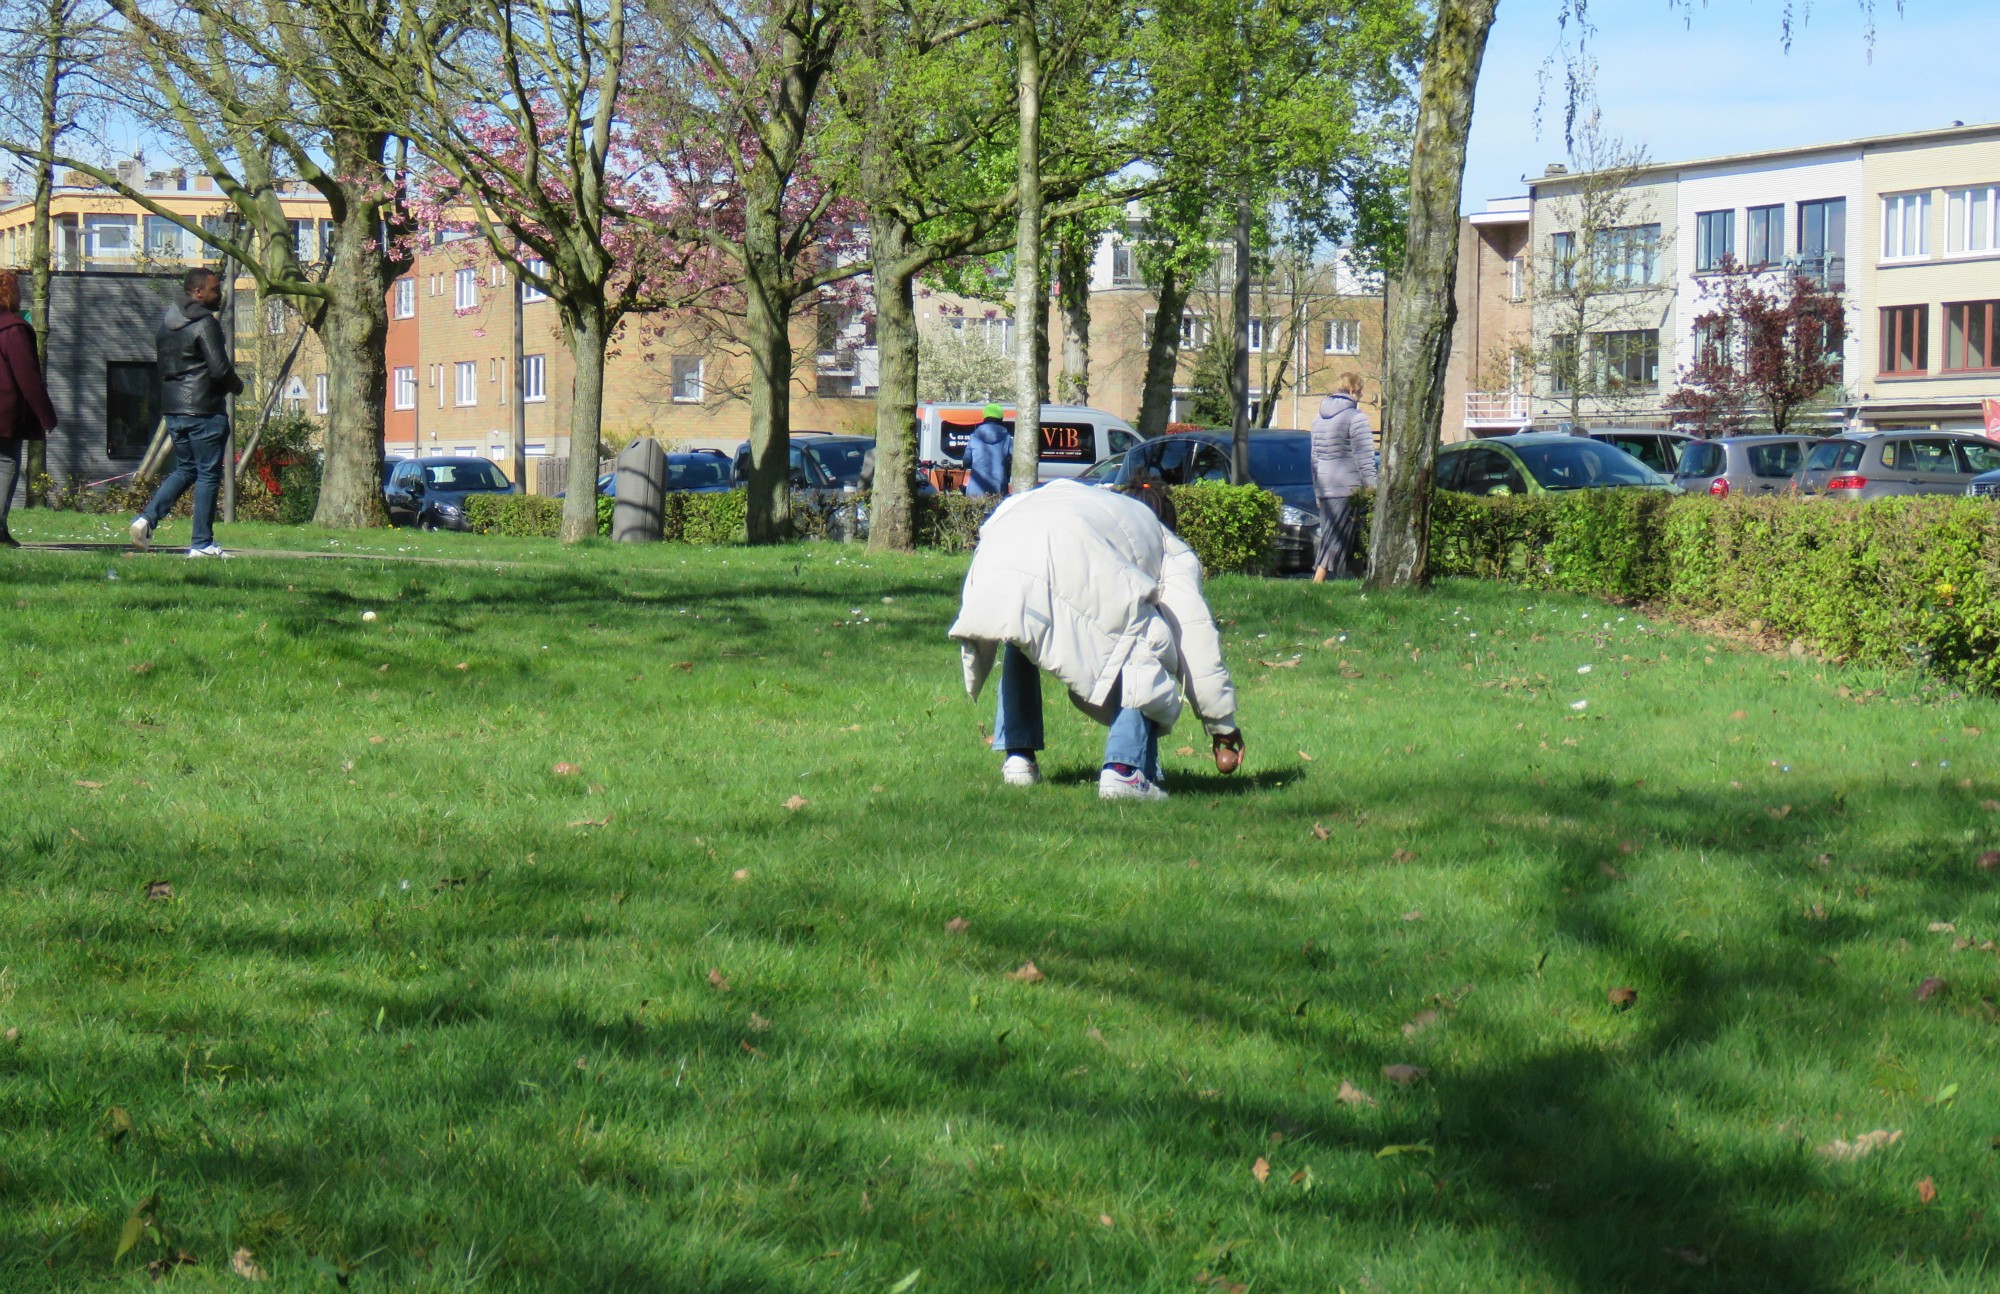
[949,478,1245,802]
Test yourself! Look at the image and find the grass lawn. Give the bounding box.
[3,509,1998,1292]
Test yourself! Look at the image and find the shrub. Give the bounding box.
[1166,481,1279,575]
[914,493,1000,553]
[680,489,748,545]
[465,493,563,537]
[597,494,614,538]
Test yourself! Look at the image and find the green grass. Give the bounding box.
[3,509,1998,1292]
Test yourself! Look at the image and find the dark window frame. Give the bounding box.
[1943,299,2000,372]
[1880,304,1929,375]
[1695,209,1736,273]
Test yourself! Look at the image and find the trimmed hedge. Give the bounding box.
[465,493,563,537]
[662,490,749,545]
[1400,491,2000,692]
[1167,481,1279,575]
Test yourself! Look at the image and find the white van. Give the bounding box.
[917,403,1147,482]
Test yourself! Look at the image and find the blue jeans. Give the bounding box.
[992,643,1163,780]
[141,414,229,547]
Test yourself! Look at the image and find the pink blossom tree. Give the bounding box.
[1666,262,1848,438]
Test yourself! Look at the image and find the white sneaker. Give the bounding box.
[1098,766,1168,802]
[185,543,227,559]
[129,517,152,549]
[1001,755,1042,787]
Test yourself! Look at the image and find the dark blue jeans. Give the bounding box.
[991,643,1163,780]
[141,414,229,547]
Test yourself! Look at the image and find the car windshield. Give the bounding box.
[424,462,510,491]
[1080,454,1125,482]
[1804,440,1859,472]
[807,441,871,485]
[1246,436,1313,487]
[1510,440,1661,490]
[668,456,730,489]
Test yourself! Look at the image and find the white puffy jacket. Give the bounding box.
[948,480,1239,734]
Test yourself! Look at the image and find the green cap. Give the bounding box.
[983,403,1004,419]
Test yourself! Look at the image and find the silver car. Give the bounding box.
[1671,435,1816,498]
[1794,432,2000,500]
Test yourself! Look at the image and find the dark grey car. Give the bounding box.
[1794,432,2000,500]
[1672,435,1816,498]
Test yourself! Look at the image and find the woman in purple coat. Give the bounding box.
[0,269,59,547]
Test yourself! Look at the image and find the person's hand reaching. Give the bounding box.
[1213,729,1245,775]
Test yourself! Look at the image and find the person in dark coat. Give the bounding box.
[132,266,242,557]
[0,269,60,548]
[963,403,1012,497]
[1308,373,1378,582]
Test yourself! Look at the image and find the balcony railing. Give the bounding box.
[1465,391,1532,425]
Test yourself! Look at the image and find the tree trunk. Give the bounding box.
[310,208,391,527]
[1365,0,1499,590]
[1008,0,1043,491]
[560,297,609,542]
[1057,223,1090,404]
[23,0,63,505]
[1137,263,1184,437]
[742,235,792,544]
[866,218,919,552]
[1229,192,1251,483]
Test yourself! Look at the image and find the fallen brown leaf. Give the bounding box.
[1928,921,1957,934]
[368,734,385,745]
[144,881,173,901]
[707,968,731,993]
[1766,804,1792,819]
[1915,976,1947,1002]
[1390,848,1419,864]
[1817,1129,1902,1161]
[74,779,105,789]
[130,660,154,675]
[1401,1009,1439,1038]
[1729,709,1747,721]
[1310,822,1330,840]
[552,762,580,776]
[1982,801,2000,813]
[1337,1080,1376,1108]
[455,661,470,670]
[1617,840,1638,855]
[230,1247,269,1281]
[1381,1063,1428,1085]
[1608,986,1638,1011]
[732,868,749,881]
[1084,1027,1107,1045]
[1298,750,1315,762]
[566,816,610,828]
[1098,1214,1114,1228]
[1005,961,1045,984]
[673,661,694,672]
[1176,745,1196,757]
[1599,863,1627,879]
[1917,1176,1938,1205]
[1250,1156,1271,1184]
[783,794,809,811]
[944,916,970,933]
[749,1013,771,1032]
[1260,658,1300,669]
[3,1027,18,1045]
[1979,851,2000,871]
[1401,909,1424,922]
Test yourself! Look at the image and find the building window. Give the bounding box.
[1598,224,1661,286]
[1110,243,1134,285]
[1550,231,1576,290]
[85,214,136,260]
[288,218,317,263]
[1944,300,1999,371]
[454,266,478,310]
[1246,317,1274,353]
[393,278,415,319]
[1798,198,1846,286]
[1508,255,1525,300]
[1594,329,1660,389]
[1946,186,1997,256]
[1179,314,1205,347]
[1694,319,1732,368]
[392,366,416,410]
[1880,304,1928,374]
[1882,192,1931,261]
[1747,205,1784,269]
[522,353,546,402]
[1695,209,1735,273]
[313,373,328,415]
[455,359,477,406]
[520,258,548,303]
[1324,318,1360,354]
[143,215,189,261]
[265,299,287,335]
[1550,333,1577,395]
[948,314,1014,355]
[671,355,703,403]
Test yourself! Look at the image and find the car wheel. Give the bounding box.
[419,516,439,532]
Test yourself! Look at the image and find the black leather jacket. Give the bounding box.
[156,300,242,417]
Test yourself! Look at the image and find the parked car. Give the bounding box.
[1793,431,2000,499]
[1436,432,1673,497]
[798,435,875,489]
[1672,435,1817,497]
[1584,428,1694,476]
[1077,452,1127,486]
[591,449,737,499]
[383,456,518,530]
[1967,467,2000,498]
[918,402,1147,483]
[1115,430,1318,573]
[731,441,839,491]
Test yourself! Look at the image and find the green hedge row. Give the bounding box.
[1385,490,2000,692]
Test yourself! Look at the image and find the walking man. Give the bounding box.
[962,403,1012,497]
[132,267,241,557]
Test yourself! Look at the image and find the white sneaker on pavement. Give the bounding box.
[1001,755,1042,787]
[1098,766,1168,802]
[129,516,152,549]
[185,543,227,559]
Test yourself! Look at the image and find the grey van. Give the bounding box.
[1794,432,2000,500]
[1672,435,1816,497]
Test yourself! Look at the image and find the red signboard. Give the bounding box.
[1985,398,2000,437]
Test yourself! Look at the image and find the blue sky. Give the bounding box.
[1462,0,1996,211]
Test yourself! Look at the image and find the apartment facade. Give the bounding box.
[1442,196,1533,439]
[1492,121,2000,436]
